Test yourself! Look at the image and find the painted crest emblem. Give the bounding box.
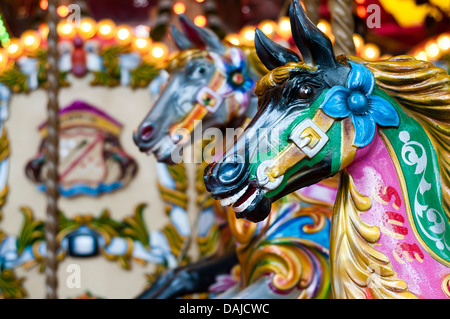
[25,100,138,197]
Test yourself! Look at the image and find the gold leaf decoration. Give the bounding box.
[240,203,332,298]
[330,171,417,299]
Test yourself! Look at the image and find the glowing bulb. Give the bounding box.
[357,5,367,18]
[173,2,186,15]
[133,37,151,52]
[259,20,277,37]
[353,34,364,51]
[317,20,334,43]
[97,19,116,40]
[21,30,41,51]
[225,34,241,46]
[277,17,291,39]
[57,5,69,18]
[78,18,97,39]
[150,42,169,61]
[239,26,256,46]
[194,15,207,27]
[363,43,380,60]
[415,51,427,61]
[152,47,164,59]
[39,24,49,39]
[196,0,205,2]
[116,25,133,44]
[317,20,329,33]
[0,49,8,69]
[57,21,76,38]
[40,0,48,10]
[5,38,23,59]
[437,34,450,51]
[426,42,440,59]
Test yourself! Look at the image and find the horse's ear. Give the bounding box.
[289,0,337,69]
[255,28,300,71]
[170,25,195,50]
[178,14,226,54]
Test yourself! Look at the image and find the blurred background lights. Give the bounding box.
[116,25,133,45]
[259,20,277,37]
[57,21,77,39]
[194,15,207,27]
[5,38,23,59]
[57,5,69,18]
[78,18,97,39]
[225,34,240,46]
[437,34,450,51]
[97,19,116,40]
[150,42,169,62]
[363,43,381,60]
[20,30,40,52]
[0,49,8,69]
[173,2,186,15]
[277,17,291,39]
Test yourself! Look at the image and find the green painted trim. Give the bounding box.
[376,86,450,263]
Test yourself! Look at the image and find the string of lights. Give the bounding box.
[0,13,10,47]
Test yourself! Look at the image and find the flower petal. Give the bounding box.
[351,113,377,148]
[368,95,400,127]
[320,86,351,119]
[346,61,375,96]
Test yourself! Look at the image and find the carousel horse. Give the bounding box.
[133,15,333,299]
[204,0,450,299]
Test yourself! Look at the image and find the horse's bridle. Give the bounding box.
[169,48,251,142]
[256,108,335,191]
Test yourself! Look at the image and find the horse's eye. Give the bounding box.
[198,67,206,74]
[299,84,314,99]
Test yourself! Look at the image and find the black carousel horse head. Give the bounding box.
[204,0,351,222]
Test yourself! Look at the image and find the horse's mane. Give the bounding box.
[348,55,450,221]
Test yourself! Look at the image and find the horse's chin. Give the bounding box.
[154,151,176,165]
[233,192,272,223]
[150,137,179,165]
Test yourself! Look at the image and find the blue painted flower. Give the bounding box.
[225,60,255,93]
[320,61,399,147]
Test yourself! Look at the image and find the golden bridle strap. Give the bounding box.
[261,109,335,187]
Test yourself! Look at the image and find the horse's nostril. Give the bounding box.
[140,124,154,141]
[217,155,245,185]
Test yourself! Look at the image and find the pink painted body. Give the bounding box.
[347,132,450,298]
[296,183,337,206]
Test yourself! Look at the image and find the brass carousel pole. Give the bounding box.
[44,0,60,299]
[328,0,356,55]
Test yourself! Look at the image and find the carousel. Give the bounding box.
[0,0,449,299]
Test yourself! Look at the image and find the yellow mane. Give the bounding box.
[348,55,450,221]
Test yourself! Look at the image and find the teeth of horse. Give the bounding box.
[220,185,248,207]
[233,190,258,213]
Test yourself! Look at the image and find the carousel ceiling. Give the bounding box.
[1,0,449,54]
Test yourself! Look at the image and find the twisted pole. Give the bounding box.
[328,0,356,55]
[44,0,60,299]
[303,0,321,25]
